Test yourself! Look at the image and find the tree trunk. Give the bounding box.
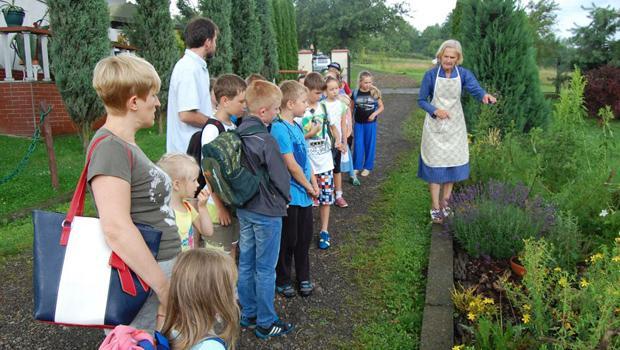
[79,123,92,153]
[158,111,164,135]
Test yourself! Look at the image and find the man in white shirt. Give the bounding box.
[166,17,219,153]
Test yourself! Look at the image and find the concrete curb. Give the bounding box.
[420,223,454,350]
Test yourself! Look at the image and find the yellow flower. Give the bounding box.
[559,277,569,287]
[580,278,590,288]
[590,253,604,263]
[482,298,494,305]
[453,345,465,350]
[612,256,620,263]
[522,313,531,324]
[523,304,531,311]
[564,322,572,330]
[467,312,476,321]
[553,267,562,272]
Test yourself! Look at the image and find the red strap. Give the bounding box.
[60,135,110,245]
[109,252,151,296]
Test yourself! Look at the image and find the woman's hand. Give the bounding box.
[434,109,450,119]
[482,94,497,105]
[155,280,170,330]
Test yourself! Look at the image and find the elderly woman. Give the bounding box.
[89,55,180,330]
[417,40,496,223]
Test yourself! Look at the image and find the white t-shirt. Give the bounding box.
[166,49,213,153]
[297,102,336,174]
[323,99,347,143]
[200,118,236,212]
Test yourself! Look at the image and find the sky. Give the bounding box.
[403,0,618,38]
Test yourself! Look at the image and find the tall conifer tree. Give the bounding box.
[285,0,299,72]
[199,0,233,76]
[457,0,549,132]
[47,0,110,149]
[257,0,279,80]
[127,0,179,134]
[231,0,262,77]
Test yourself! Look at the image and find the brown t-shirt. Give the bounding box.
[87,128,180,261]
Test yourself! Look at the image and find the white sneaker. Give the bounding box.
[361,169,370,177]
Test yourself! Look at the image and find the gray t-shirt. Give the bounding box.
[87,128,180,261]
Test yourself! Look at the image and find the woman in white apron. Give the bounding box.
[417,40,497,223]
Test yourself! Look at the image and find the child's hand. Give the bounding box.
[197,188,210,207]
[312,183,320,198]
[368,113,377,122]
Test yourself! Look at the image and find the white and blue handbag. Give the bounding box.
[32,135,161,328]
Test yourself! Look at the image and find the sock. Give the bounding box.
[336,191,343,199]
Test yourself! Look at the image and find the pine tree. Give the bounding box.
[256,0,279,80]
[457,0,549,132]
[127,0,179,134]
[284,0,298,72]
[199,0,233,76]
[231,0,262,78]
[47,0,110,150]
[272,0,298,79]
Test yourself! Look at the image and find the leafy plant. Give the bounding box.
[449,180,556,259]
[584,65,620,119]
[0,0,24,13]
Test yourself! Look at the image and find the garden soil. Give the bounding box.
[0,72,418,349]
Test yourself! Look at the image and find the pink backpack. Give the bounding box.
[99,325,157,350]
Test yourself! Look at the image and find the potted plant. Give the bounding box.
[1,0,25,26]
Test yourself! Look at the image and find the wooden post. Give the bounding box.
[40,102,59,190]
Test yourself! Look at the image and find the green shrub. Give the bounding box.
[449,181,555,259]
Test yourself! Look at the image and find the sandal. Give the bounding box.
[276,284,296,298]
[299,280,314,297]
[430,209,443,224]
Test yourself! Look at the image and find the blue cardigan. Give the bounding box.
[417,66,487,117]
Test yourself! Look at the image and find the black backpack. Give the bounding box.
[186,118,226,195]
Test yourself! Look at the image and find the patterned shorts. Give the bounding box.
[315,170,334,205]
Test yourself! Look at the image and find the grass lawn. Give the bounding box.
[346,110,431,348]
[0,125,166,218]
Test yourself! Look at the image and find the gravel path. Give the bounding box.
[0,74,417,349]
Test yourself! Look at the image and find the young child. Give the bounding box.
[201,74,247,256]
[300,72,339,249]
[161,248,239,350]
[272,80,319,298]
[352,71,384,178]
[324,76,350,208]
[236,80,294,339]
[157,154,214,251]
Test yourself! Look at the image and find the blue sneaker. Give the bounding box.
[255,318,294,339]
[240,316,257,329]
[318,231,331,250]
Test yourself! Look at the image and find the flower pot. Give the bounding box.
[510,256,526,277]
[3,9,25,26]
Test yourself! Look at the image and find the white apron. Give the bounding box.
[420,67,469,167]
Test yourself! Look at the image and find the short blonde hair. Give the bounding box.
[245,80,282,114]
[435,39,463,65]
[92,55,161,115]
[279,80,308,109]
[157,153,200,182]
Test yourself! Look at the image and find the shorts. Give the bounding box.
[315,170,334,205]
[202,218,240,252]
[332,149,342,174]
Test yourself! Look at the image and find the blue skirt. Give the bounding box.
[417,155,469,184]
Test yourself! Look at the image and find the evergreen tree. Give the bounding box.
[231,0,263,77]
[256,0,279,80]
[570,5,619,70]
[457,0,549,132]
[199,0,233,76]
[127,0,179,134]
[47,0,110,149]
[272,0,298,77]
[284,0,298,71]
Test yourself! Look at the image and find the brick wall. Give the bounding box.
[0,70,104,137]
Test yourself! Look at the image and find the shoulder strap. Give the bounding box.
[352,89,358,101]
[205,118,226,134]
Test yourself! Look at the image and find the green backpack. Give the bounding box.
[201,125,268,207]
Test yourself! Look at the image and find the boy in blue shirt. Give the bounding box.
[271,81,319,298]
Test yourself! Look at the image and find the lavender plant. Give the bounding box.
[449,180,556,259]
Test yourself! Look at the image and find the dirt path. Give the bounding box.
[0,77,417,349]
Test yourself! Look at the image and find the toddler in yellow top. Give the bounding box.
[158,153,214,250]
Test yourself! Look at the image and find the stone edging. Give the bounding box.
[420,223,454,349]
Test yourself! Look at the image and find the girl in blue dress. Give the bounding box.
[417,40,497,223]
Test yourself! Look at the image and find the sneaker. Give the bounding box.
[442,206,453,218]
[361,169,370,177]
[334,197,349,208]
[430,209,443,224]
[299,280,314,297]
[240,316,257,329]
[276,284,296,298]
[350,177,361,186]
[318,231,331,249]
[255,319,295,339]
